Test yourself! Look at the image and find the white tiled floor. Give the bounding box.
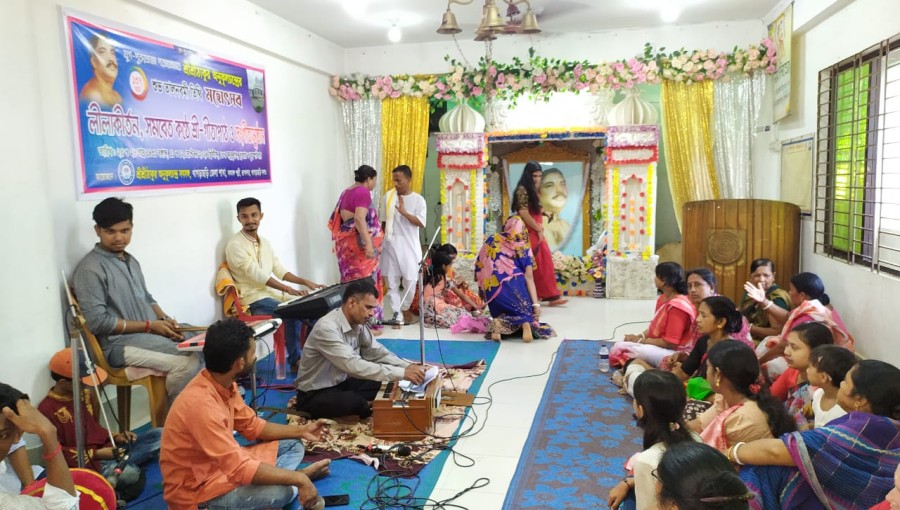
[388,296,655,509]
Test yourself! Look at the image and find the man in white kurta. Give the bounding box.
[380,165,426,323]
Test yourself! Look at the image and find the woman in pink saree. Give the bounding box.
[328,165,384,326]
[755,272,853,379]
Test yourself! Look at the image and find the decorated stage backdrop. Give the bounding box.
[65,13,271,197]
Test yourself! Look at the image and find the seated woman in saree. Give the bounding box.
[689,340,796,451]
[328,165,384,329]
[734,360,900,510]
[739,258,792,340]
[769,322,835,429]
[475,216,555,343]
[421,250,488,331]
[685,268,751,346]
[657,442,755,510]
[434,244,485,311]
[610,262,697,372]
[756,272,854,379]
[657,296,750,418]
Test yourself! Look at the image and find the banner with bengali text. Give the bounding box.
[768,3,793,122]
[65,14,271,197]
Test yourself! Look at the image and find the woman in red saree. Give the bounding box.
[610,262,697,369]
[328,165,384,327]
[512,161,566,306]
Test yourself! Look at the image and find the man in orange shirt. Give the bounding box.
[160,319,330,510]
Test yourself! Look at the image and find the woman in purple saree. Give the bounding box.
[732,360,900,510]
[475,216,554,342]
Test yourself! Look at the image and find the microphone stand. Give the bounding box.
[392,226,442,366]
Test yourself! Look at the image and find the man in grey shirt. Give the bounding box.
[294,279,426,419]
[73,198,200,398]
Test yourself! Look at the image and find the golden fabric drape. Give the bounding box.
[380,96,429,194]
[661,80,720,230]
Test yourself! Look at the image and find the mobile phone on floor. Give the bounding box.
[322,494,350,507]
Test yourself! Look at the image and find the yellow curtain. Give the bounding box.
[661,80,720,230]
[381,96,429,194]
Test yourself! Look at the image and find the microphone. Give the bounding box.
[361,444,412,456]
[379,318,405,327]
[105,450,130,487]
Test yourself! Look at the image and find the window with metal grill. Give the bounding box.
[815,34,900,275]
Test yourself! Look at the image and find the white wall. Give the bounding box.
[752,0,900,365]
[0,0,348,411]
[345,20,768,76]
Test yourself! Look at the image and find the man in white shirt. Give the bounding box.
[225,198,324,370]
[380,166,426,325]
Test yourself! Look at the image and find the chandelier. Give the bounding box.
[437,0,541,41]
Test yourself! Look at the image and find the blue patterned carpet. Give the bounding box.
[127,338,499,510]
[503,340,641,509]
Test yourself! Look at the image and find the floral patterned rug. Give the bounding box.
[288,359,488,476]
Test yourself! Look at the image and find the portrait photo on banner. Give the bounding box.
[65,13,271,197]
[506,161,586,256]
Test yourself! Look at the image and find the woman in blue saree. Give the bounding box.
[475,216,555,342]
[731,360,900,510]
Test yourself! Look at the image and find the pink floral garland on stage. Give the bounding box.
[329,40,778,102]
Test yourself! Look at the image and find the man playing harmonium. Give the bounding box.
[294,278,426,419]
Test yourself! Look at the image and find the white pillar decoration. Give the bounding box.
[435,133,486,260]
[605,124,661,299]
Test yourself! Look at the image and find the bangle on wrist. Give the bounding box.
[731,441,746,465]
[144,320,152,333]
[42,443,62,461]
[119,320,127,334]
[763,300,773,310]
[532,303,541,308]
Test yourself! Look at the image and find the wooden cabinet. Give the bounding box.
[682,199,801,303]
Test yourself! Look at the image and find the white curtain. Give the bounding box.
[341,99,383,207]
[712,74,766,198]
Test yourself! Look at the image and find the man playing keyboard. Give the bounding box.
[225,197,325,373]
[294,279,427,420]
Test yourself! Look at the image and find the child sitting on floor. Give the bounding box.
[807,344,858,428]
[769,322,836,429]
[37,348,162,503]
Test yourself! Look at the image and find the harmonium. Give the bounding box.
[371,374,443,441]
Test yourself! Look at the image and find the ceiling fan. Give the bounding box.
[502,0,590,32]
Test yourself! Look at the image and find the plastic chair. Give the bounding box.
[70,297,168,432]
[215,263,287,373]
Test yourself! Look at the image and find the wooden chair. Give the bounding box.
[215,263,288,364]
[70,297,169,431]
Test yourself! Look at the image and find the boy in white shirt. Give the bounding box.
[807,345,858,428]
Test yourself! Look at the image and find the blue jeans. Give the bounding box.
[201,439,306,510]
[249,298,302,367]
[99,427,162,485]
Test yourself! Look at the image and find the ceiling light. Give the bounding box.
[437,0,540,40]
[660,5,680,23]
[388,25,402,43]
